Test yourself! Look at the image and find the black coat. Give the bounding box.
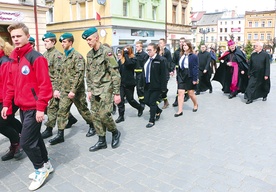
[142,54,167,91]
[135,51,148,69]
[118,54,137,87]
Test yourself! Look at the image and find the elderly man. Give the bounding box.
[245,42,270,104]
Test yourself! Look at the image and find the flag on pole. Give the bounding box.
[95,12,101,21]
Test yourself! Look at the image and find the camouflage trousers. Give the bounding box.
[45,97,75,128]
[57,91,93,130]
[90,92,117,136]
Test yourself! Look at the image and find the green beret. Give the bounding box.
[82,27,97,39]
[42,32,56,41]
[59,33,73,42]
[29,37,35,43]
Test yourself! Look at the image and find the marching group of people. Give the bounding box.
[0,21,271,191]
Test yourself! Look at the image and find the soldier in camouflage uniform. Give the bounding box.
[40,32,79,139]
[82,27,121,152]
[49,33,95,145]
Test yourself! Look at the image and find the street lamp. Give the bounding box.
[199,28,210,44]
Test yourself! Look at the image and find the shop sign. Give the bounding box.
[0,10,24,22]
[131,29,154,37]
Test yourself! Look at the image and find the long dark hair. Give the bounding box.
[180,40,193,56]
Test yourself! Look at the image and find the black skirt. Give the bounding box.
[177,68,196,90]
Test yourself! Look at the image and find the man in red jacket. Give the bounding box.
[1,22,53,191]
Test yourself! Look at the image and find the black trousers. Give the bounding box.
[144,84,162,123]
[20,110,48,169]
[118,85,141,116]
[0,103,22,143]
[135,72,145,103]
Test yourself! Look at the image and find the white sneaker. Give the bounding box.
[28,166,49,191]
[29,161,54,180]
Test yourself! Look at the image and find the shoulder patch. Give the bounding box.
[79,56,83,59]
[107,52,113,57]
[57,56,62,59]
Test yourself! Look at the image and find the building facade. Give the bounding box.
[46,0,166,56]
[0,0,48,52]
[244,10,276,48]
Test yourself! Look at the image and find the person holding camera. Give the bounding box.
[115,46,144,123]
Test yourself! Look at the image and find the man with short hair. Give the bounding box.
[48,33,95,145]
[135,41,148,107]
[82,27,121,152]
[1,22,53,191]
[245,42,270,104]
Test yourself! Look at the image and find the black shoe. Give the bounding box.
[89,136,107,152]
[111,130,121,148]
[155,110,162,121]
[195,91,200,95]
[49,130,64,145]
[1,143,19,161]
[228,94,235,99]
[138,106,144,117]
[146,122,155,128]
[172,97,178,107]
[115,115,124,123]
[13,145,24,159]
[209,89,213,93]
[193,105,198,112]
[174,112,183,117]
[246,100,253,104]
[86,125,96,137]
[263,97,267,101]
[184,94,190,102]
[65,115,78,128]
[41,127,53,139]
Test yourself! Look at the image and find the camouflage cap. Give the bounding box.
[59,33,74,42]
[82,27,97,39]
[29,36,35,43]
[42,32,56,41]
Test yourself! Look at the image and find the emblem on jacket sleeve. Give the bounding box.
[22,65,30,75]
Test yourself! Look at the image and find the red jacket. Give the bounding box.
[0,50,13,115]
[4,43,53,111]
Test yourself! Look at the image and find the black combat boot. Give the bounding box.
[41,127,53,139]
[49,130,64,145]
[86,124,96,137]
[115,115,124,123]
[172,96,178,107]
[111,130,121,148]
[65,114,78,128]
[89,136,107,152]
[137,105,144,117]
[184,93,190,102]
[1,143,21,161]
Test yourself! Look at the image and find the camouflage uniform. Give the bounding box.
[86,44,121,136]
[43,47,63,128]
[57,49,93,130]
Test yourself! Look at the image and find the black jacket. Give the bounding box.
[135,51,148,70]
[198,51,211,71]
[118,53,137,87]
[142,54,167,91]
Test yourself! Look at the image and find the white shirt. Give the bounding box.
[144,54,157,83]
[179,54,189,69]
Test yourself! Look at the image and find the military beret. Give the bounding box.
[59,33,74,42]
[82,27,97,39]
[29,37,35,43]
[42,32,56,41]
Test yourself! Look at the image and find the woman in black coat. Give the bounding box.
[143,43,167,128]
[115,45,144,123]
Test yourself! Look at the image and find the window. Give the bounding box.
[254,34,258,40]
[220,22,222,25]
[182,7,185,24]
[152,6,157,20]
[206,36,209,42]
[172,5,177,23]
[248,34,251,40]
[260,34,264,40]
[139,3,144,19]
[231,21,233,24]
[268,20,272,27]
[220,28,222,32]
[224,36,227,41]
[46,7,53,23]
[237,36,241,41]
[123,1,128,17]
[211,36,214,42]
[225,28,227,32]
[225,21,227,25]
[220,36,222,41]
[261,21,265,27]
[211,28,214,32]
[239,21,241,24]
[249,21,252,27]
[267,33,271,40]
[254,22,258,27]
[193,38,195,43]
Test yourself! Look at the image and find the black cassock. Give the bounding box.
[245,50,270,100]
